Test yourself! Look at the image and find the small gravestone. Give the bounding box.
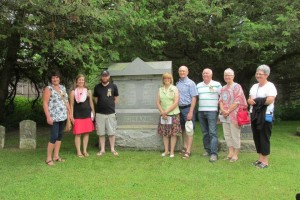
[0,125,5,148]
[109,57,181,150]
[19,120,36,149]
[219,124,256,152]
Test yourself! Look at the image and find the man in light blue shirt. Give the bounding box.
[197,68,222,162]
[176,66,198,158]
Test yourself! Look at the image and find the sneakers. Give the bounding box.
[256,162,268,169]
[209,154,218,162]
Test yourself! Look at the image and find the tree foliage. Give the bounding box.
[1,0,300,124]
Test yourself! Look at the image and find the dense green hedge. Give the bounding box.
[3,96,47,130]
[275,104,300,121]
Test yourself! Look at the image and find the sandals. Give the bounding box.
[179,148,186,155]
[182,152,191,159]
[230,158,238,162]
[256,162,268,169]
[83,152,89,157]
[97,151,105,156]
[252,160,262,166]
[45,160,54,166]
[111,151,119,157]
[161,152,170,157]
[77,154,84,158]
[97,151,119,156]
[54,157,65,162]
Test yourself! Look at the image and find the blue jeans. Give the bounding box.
[198,111,218,155]
[49,121,66,144]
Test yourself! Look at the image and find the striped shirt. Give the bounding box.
[197,80,222,111]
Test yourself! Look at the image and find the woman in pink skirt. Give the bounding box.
[69,74,95,157]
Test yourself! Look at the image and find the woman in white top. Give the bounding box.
[248,65,277,169]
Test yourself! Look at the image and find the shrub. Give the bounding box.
[3,96,47,130]
[275,103,300,121]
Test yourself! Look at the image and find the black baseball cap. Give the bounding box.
[101,70,110,76]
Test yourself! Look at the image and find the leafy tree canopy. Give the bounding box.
[1,0,300,123]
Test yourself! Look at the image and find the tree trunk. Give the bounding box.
[0,33,20,124]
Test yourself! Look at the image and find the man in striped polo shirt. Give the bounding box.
[197,68,222,162]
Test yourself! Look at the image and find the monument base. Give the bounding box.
[19,139,36,149]
[115,129,182,151]
[219,139,256,152]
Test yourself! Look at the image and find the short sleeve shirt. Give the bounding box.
[249,82,277,114]
[197,80,222,111]
[176,77,198,106]
[93,82,119,114]
[219,83,247,124]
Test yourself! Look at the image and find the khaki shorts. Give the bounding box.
[95,113,117,136]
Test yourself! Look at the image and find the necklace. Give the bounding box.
[77,87,84,95]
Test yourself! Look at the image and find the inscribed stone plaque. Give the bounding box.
[241,125,253,140]
[108,57,175,150]
[0,125,5,148]
[19,120,36,149]
[117,112,159,126]
[117,79,159,109]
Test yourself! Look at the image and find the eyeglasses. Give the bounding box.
[163,77,171,79]
[255,73,266,76]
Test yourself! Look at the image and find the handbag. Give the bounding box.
[237,107,250,126]
[58,89,72,132]
[265,114,273,122]
[64,116,72,132]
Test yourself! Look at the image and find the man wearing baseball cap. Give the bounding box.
[93,70,119,156]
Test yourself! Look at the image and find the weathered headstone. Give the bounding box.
[0,125,5,149]
[109,57,181,150]
[219,124,256,152]
[19,120,36,149]
[296,127,300,136]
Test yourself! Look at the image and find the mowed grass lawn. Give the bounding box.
[0,121,299,200]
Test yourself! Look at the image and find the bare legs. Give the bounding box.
[46,140,64,165]
[162,135,177,156]
[259,153,269,165]
[75,135,82,156]
[75,134,89,156]
[182,132,188,151]
[46,142,55,165]
[98,135,117,155]
[185,134,193,155]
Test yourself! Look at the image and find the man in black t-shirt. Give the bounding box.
[93,70,119,156]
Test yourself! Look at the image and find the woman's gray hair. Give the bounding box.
[256,65,270,75]
[224,68,234,75]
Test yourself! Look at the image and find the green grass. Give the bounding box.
[1,121,300,200]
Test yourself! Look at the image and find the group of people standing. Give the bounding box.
[156,64,277,169]
[43,64,277,169]
[43,70,119,166]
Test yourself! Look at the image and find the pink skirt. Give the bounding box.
[73,118,94,135]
